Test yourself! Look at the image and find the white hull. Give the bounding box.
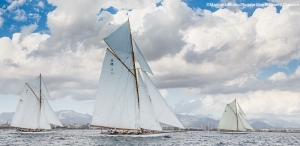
[14,130,57,134]
[221,131,249,134]
[99,133,172,138]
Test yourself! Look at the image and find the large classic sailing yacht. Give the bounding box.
[10,74,63,133]
[218,99,254,134]
[91,20,184,137]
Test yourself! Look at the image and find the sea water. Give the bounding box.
[1,129,299,145]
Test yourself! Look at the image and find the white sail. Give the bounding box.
[237,103,246,117]
[239,114,254,130]
[92,50,138,129]
[142,71,184,128]
[39,100,51,129]
[133,40,153,75]
[104,21,133,69]
[218,105,238,130]
[92,20,184,131]
[11,75,63,129]
[218,99,253,131]
[43,96,63,127]
[11,84,42,129]
[137,70,162,131]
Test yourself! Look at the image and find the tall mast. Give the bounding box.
[128,18,140,130]
[235,99,238,132]
[40,74,42,110]
[37,73,42,129]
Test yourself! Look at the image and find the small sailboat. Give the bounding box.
[218,99,253,134]
[10,74,63,133]
[91,19,184,137]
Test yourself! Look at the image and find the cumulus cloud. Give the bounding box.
[37,1,45,9]
[174,90,300,121]
[269,72,287,82]
[19,24,38,42]
[0,17,3,28]
[0,0,300,113]
[295,66,300,76]
[13,9,27,21]
[7,0,26,11]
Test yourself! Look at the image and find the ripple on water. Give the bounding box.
[1,130,300,145]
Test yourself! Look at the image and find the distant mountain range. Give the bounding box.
[1,110,300,129]
[0,110,92,125]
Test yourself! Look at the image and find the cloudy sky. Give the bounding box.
[0,0,300,122]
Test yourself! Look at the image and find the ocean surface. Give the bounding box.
[1,129,299,145]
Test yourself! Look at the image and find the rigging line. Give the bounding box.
[106,48,134,76]
[119,70,131,127]
[102,59,123,126]
[237,102,246,117]
[226,104,239,130]
[41,77,52,99]
[102,60,135,128]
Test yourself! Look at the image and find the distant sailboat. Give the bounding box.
[218,99,253,134]
[10,74,63,133]
[91,19,184,137]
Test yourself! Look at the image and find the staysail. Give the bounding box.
[218,99,253,131]
[11,75,63,129]
[137,70,162,131]
[133,40,153,75]
[92,20,184,131]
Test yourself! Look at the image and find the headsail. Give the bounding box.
[218,99,253,131]
[11,75,63,129]
[133,40,153,75]
[142,71,184,129]
[137,70,162,131]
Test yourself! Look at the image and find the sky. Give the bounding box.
[0,0,300,122]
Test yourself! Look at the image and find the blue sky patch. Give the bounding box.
[257,59,300,80]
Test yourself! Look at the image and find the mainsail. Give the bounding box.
[11,75,63,129]
[92,20,184,131]
[218,99,253,131]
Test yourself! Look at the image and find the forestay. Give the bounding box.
[133,40,153,75]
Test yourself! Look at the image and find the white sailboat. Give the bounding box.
[218,99,254,134]
[91,19,184,137]
[10,74,63,133]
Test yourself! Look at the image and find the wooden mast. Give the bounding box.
[128,18,140,130]
[38,73,42,130]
